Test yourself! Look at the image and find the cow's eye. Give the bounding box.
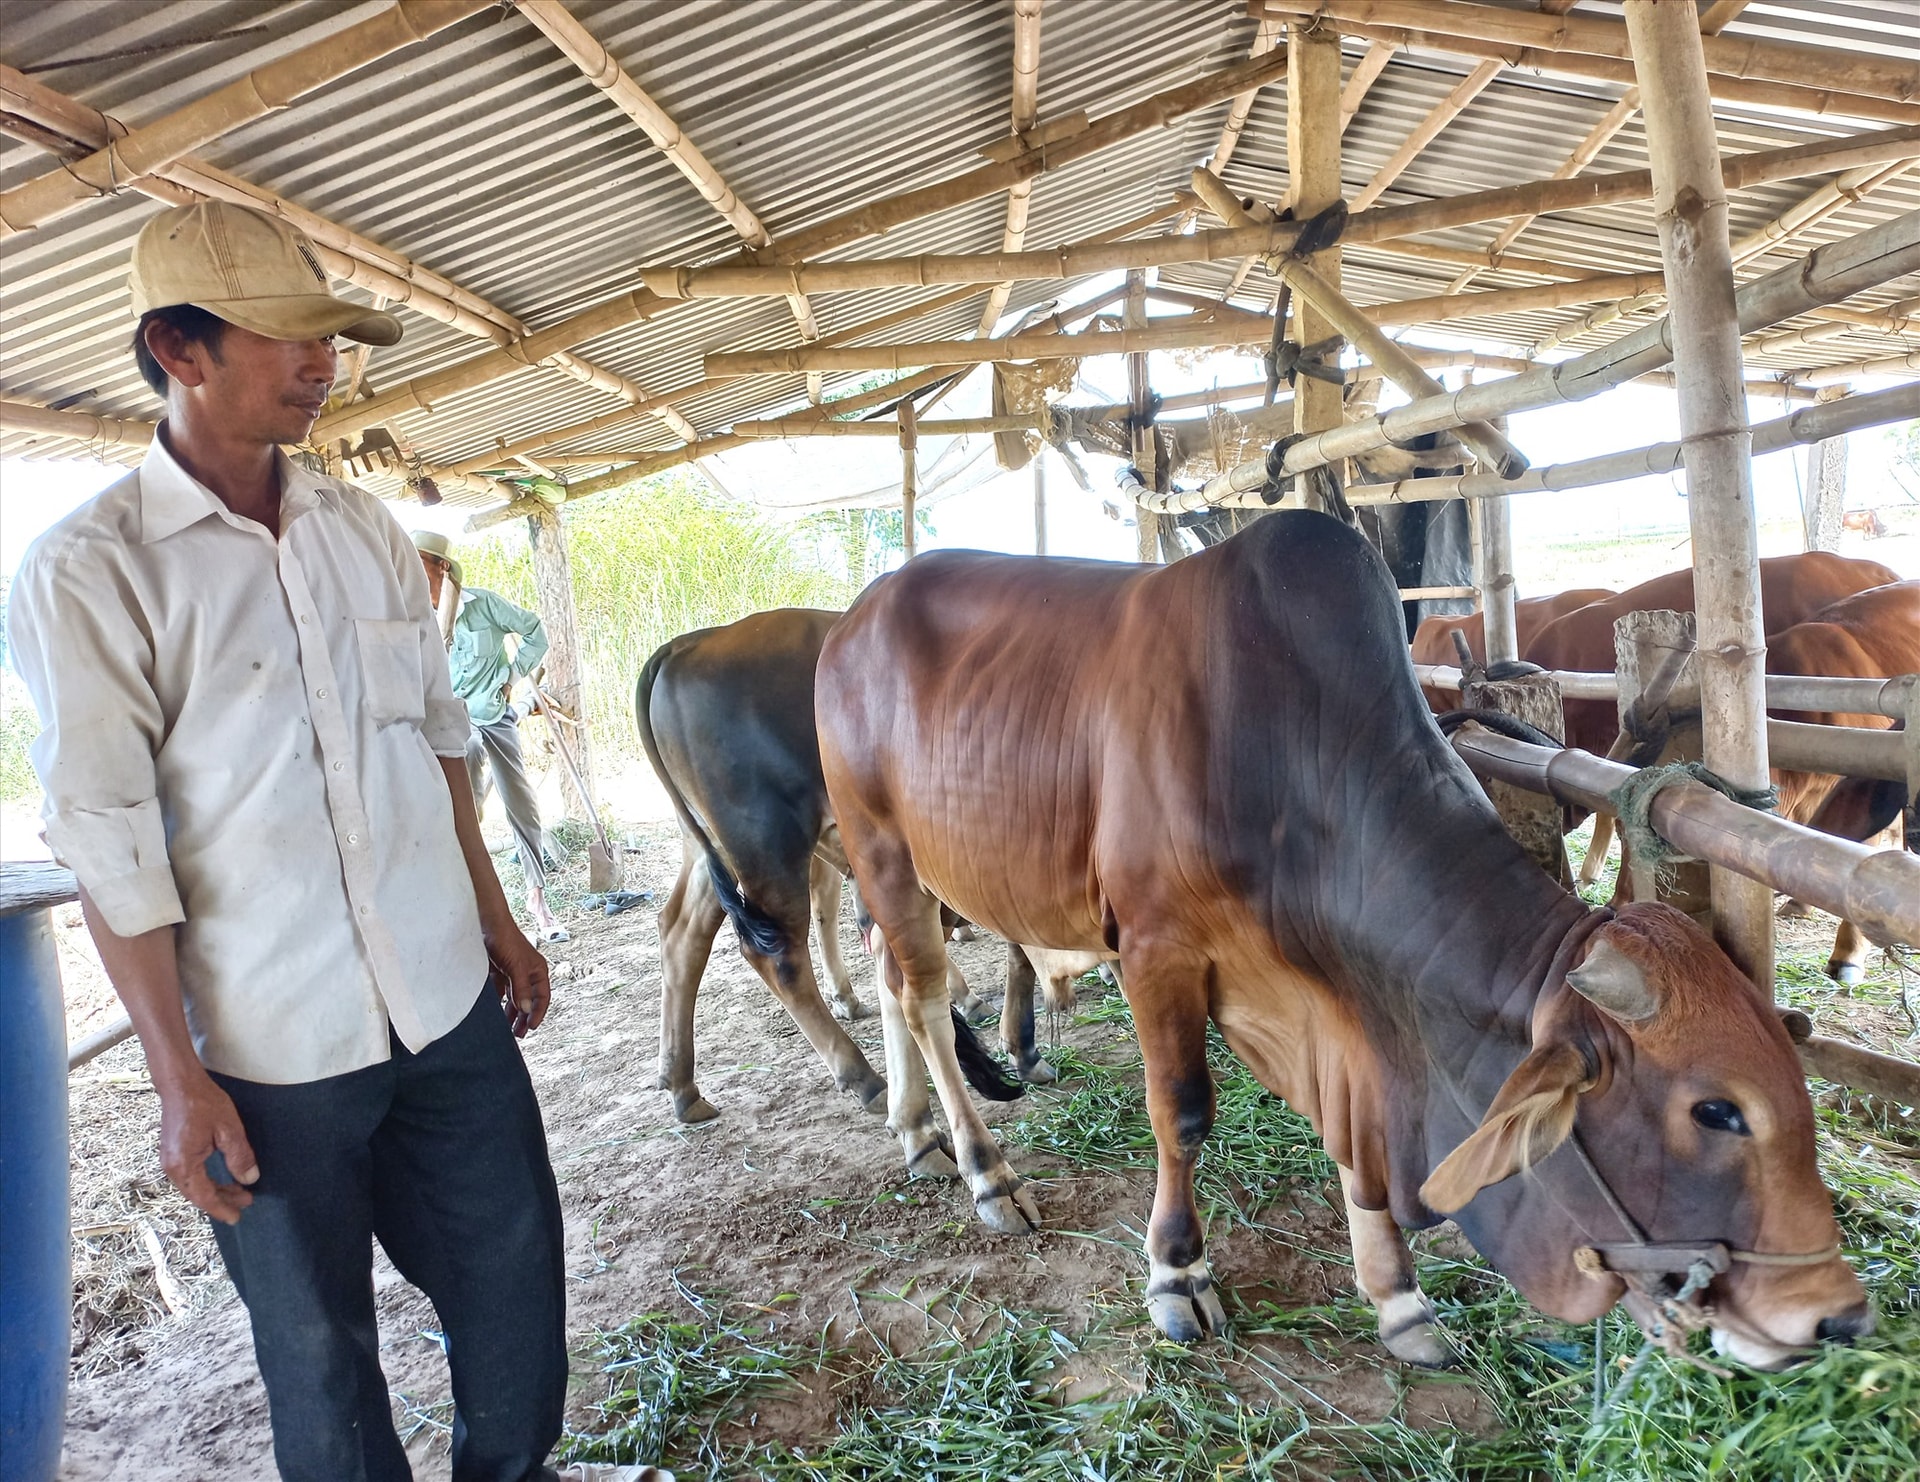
[1692,1099,1751,1136]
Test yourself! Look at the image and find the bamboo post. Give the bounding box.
[1459,670,1570,883]
[526,504,593,823]
[1034,447,1048,556]
[1627,0,1773,989]
[1287,18,1344,485]
[1479,468,1519,664]
[1803,386,1850,552]
[1616,611,1712,918]
[1126,270,1164,563]
[0,1,493,234]
[900,400,918,562]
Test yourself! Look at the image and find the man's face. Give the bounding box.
[419,551,447,603]
[152,321,340,445]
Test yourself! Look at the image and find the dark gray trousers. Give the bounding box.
[209,986,567,1482]
[465,710,547,891]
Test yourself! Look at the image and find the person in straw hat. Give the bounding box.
[8,202,668,1482]
[410,529,570,944]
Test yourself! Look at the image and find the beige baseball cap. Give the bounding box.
[410,529,463,587]
[130,201,403,346]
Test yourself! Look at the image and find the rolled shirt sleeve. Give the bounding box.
[8,540,186,936]
[381,513,472,758]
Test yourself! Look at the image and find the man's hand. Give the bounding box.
[156,1071,259,1224]
[488,925,552,1037]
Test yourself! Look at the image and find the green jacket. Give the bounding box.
[450,587,549,727]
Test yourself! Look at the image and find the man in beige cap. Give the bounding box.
[9,202,666,1482]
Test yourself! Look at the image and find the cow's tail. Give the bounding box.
[634,645,788,957]
[952,1005,1025,1100]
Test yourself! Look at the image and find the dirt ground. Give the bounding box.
[48,811,1916,1479]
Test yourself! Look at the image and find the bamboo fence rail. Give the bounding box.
[1254,0,1920,116]
[0,0,494,234]
[1417,666,1916,722]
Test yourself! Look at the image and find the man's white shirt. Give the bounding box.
[9,433,489,1083]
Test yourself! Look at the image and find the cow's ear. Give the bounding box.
[1420,1041,1595,1215]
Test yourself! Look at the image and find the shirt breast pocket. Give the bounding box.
[354,619,426,729]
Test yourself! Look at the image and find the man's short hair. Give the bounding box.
[132,303,228,396]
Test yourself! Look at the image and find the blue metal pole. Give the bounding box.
[0,908,69,1482]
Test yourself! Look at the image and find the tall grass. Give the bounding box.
[455,472,851,760]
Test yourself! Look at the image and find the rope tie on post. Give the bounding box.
[1608,760,1780,869]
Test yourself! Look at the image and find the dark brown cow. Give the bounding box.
[1525,552,1901,757]
[817,513,1868,1369]
[1766,581,1920,983]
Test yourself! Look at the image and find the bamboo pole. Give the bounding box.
[729,414,1041,439]
[1449,728,1920,951]
[1034,446,1048,556]
[315,39,1300,442]
[317,121,1920,447]
[1288,19,1345,460]
[1792,349,1920,386]
[1627,0,1773,988]
[1351,59,1502,212]
[1731,159,1919,268]
[0,66,677,433]
[515,0,820,344]
[0,0,494,234]
[1206,15,1284,173]
[975,0,1046,336]
[1416,667,1917,723]
[900,400,918,561]
[1339,41,1396,133]
[1255,0,1920,110]
[1125,269,1164,562]
[1478,478,1519,663]
[1250,9,1920,127]
[1194,212,1920,495]
[0,400,154,450]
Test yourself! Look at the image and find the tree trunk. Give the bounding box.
[526,502,593,823]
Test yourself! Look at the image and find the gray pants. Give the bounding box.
[465,709,547,892]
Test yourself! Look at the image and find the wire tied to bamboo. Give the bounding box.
[1609,761,1780,871]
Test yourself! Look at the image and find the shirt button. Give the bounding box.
[359,905,370,916]
[333,761,344,772]
[347,833,360,845]
[300,615,309,625]
[316,687,328,699]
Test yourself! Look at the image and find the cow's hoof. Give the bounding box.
[976,1181,1041,1234]
[1147,1286,1227,1343]
[951,923,979,943]
[673,1093,720,1125]
[831,994,871,1022]
[1379,1295,1454,1368]
[1828,960,1864,987]
[905,1132,959,1180]
[958,993,994,1026]
[854,1076,888,1115]
[1017,1055,1057,1086]
[1778,898,1817,919]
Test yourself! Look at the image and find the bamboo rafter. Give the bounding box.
[975,0,1047,336]
[0,0,494,235]
[516,0,819,343]
[1255,0,1920,109]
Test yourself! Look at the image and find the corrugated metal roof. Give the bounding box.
[2,0,1915,510]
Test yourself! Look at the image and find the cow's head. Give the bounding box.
[1421,902,1869,1369]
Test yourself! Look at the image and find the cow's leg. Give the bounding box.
[873,892,1037,1233]
[1338,1166,1451,1367]
[1001,947,1056,1085]
[873,942,959,1179]
[1126,948,1227,1342]
[737,936,887,1115]
[1827,919,1870,986]
[656,842,725,1124]
[947,955,991,1024]
[809,856,866,1020]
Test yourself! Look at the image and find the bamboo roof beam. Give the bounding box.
[975,0,1047,337]
[1248,9,1920,127]
[0,0,493,235]
[1254,0,1919,109]
[1338,41,1396,134]
[0,65,680,438]
[1207,15,1285,173]
[1791,350,1920,387]
[1,400,155,450]
[1731,158,1918,269]
[514,0,818,344]
[314,41,1298,442]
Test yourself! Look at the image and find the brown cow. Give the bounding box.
[1766,581,1919,983]
[1411,589,1615,670]
[817,512,1868,1369]
[1525,552,1900,757]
